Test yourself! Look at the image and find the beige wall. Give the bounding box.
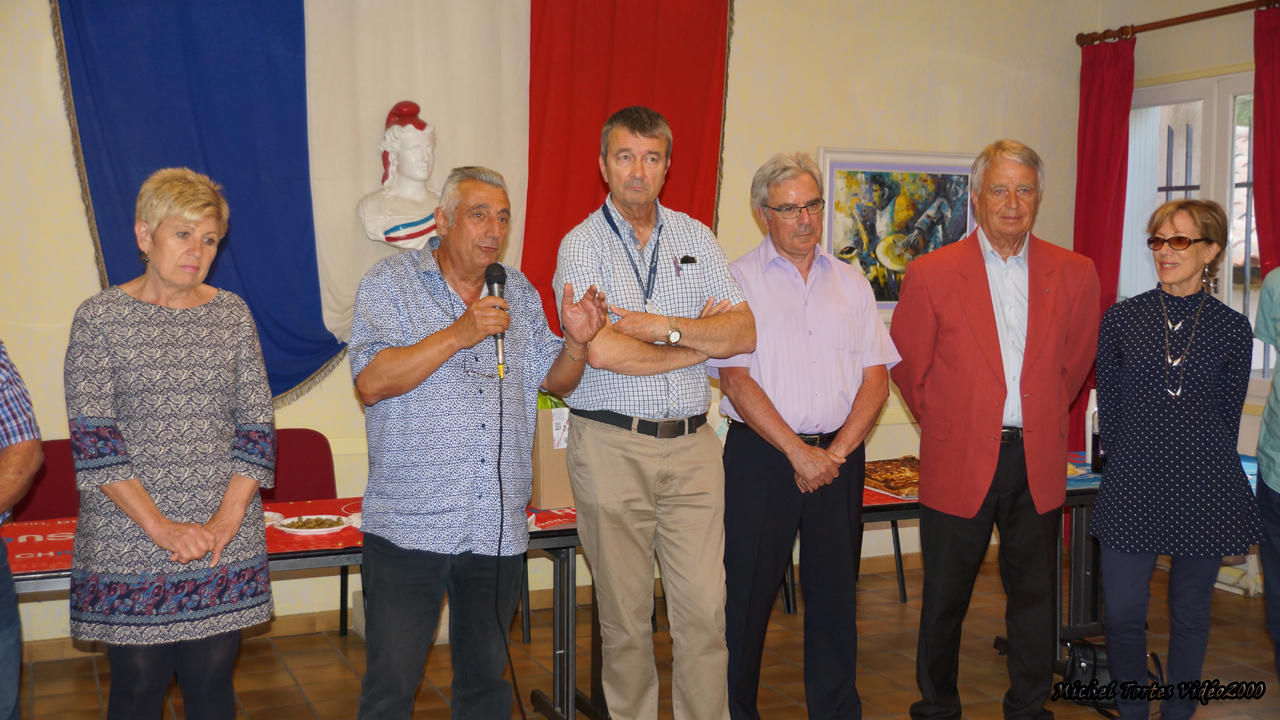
[0,0,1261,639]
[717,0,1105,486]
[1099,0,1255,86]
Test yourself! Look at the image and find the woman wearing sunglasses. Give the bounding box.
[1090,199,1261,720]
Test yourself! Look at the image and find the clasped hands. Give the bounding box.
[608,297,734,345]
[787,442,845,494]
[150,505,246,567]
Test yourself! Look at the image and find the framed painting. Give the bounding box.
[819,149,975,309]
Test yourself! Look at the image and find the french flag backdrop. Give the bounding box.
[55,0,730,402]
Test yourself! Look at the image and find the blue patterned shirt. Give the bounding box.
[0,340,40,449]
[350,239,562,555]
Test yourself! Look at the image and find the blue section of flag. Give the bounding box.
[58,0,344,397]
[385,215,434,235]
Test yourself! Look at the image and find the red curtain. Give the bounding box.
[1258,8,1280,277]
[523,0,731,331]
[1068,39,1135,451]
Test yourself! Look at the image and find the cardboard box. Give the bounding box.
[531,407,575,509]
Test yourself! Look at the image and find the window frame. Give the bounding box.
[1130,72,1253,302]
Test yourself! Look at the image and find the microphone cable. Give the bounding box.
[494,356,529,720]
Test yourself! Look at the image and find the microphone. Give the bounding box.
[485,263,507,378]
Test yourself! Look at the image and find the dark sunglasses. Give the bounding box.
[1147,235,1211,251]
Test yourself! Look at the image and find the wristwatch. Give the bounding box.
[666,316,682,346]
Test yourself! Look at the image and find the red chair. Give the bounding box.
[261,428,337,503]
[12,439,79,522]
[263,428,354,632]
[10,429,337,521]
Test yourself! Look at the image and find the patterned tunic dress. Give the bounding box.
[1089,287,1262,557]
[64,288,276,644]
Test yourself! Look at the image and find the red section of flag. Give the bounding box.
[386,225,435,243]
[524,0,731,333]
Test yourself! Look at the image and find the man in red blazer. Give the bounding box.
[890,140,1100,720]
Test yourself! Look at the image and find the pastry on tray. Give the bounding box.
[864,455,920,498]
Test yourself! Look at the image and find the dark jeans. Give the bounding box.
[1099,545,1220,720]
[106,630,240,720]
[911,439,1059,720]
[357,532,522,720]
[0,545,19,720]
[1256,473,1280,668]
[723,424,864,720]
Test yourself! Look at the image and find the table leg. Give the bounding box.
[781,562,798,615]
[522,553,532,644]
[1055,510,1065,671]
[573,586,611,719]
[530,546,576,719]
[339,566,348,637]
[1068,505,1100,626]
[1057,504,1103,672]
[891,520,906,603]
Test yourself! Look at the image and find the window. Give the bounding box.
[1119,73,1268,375]
[1228,95,1258,350]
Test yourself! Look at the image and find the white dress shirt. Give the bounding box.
[977,227,1029,428]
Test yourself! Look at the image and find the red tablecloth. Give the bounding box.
[862,487,915,506]
[263,498,364,553]
[4,491,914,576]
[2,498,368,575]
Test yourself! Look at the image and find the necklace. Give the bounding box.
[1157,287,1207,398]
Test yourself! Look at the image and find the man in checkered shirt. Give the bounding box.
[554,106,756,720]
[0,340,42,720]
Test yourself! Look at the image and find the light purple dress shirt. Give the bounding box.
[708,237,901,435]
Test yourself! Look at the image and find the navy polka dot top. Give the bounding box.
[1089,286,1262,557]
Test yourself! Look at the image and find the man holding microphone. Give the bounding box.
[351,166,607,718]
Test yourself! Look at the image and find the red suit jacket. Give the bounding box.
[889,232,1100,518]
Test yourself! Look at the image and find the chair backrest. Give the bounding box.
[12,439,79,522]
[260,428,337,503]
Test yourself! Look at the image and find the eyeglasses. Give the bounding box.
[463,355,499,380]
[764,198,825,220]
[1147,235,1211,251]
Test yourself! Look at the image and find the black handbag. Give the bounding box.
[1063,639,1166,719]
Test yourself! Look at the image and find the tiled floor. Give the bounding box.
[17,560,1280,719]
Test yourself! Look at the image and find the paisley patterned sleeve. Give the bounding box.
[228,297,276,488]
[64,299,135,490]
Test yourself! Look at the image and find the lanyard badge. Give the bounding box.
[601,202,662,312]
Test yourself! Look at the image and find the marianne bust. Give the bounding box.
[356,101,442,250]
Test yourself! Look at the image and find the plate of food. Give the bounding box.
[273,515,351,535]
[864,455,921,499]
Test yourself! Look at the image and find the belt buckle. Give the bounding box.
[656,420,681,439]
[799,434,821,447]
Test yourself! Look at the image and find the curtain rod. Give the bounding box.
[1076,0,1279,47]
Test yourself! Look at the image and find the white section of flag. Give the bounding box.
[304,0,531,342]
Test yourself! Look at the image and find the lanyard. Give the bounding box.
[601,202,662,303]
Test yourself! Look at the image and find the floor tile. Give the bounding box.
[21,562,1279,720]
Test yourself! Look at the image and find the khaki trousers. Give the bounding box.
[567,415,730,720]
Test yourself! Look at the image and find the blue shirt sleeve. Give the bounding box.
[350,259,411,382]
[0,340,40,448]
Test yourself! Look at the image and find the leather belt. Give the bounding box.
[730,419,838,448]
[570,408,707,439]
[1001,426,1023,443]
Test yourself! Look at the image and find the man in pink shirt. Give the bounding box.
[710,152,900,720]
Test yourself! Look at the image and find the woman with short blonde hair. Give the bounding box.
[65,168,275,720]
